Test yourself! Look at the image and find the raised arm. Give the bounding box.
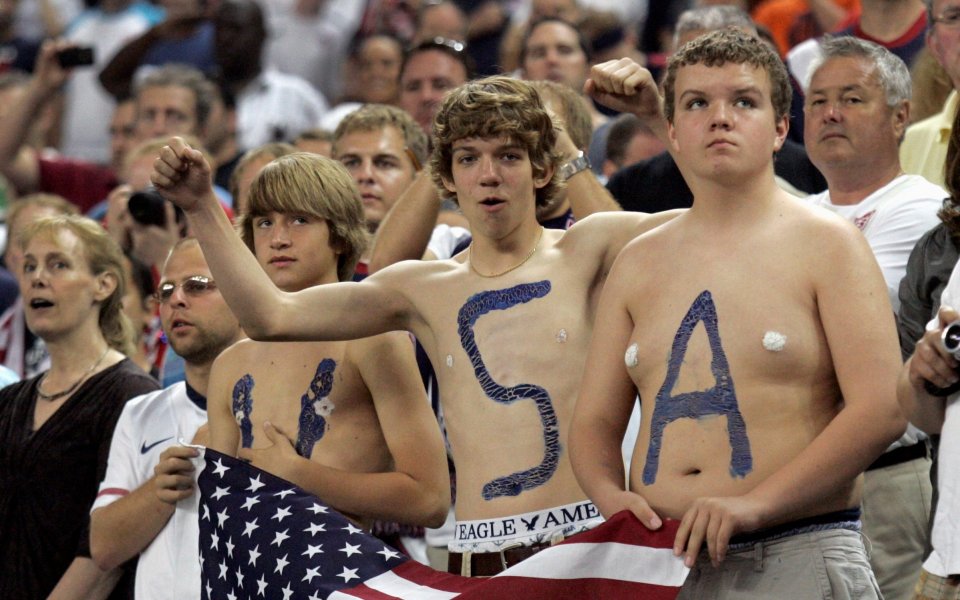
[570,248,662,530]
[152,137,416,341]
[0,41,72,193]
[99,13,207,99]
[898,305,959,434]
[585,58,668,143]
[367,170,444,272]
[238,333,450,526]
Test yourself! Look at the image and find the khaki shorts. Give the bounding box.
[678,528,881,600]
[913,569,960,600]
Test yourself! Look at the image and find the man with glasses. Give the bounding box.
[901,0,960,186]
[89,238,244,600]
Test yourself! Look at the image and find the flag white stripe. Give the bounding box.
[329,570,461,600]
[490,542,689,586]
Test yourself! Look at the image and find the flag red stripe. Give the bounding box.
[457,577,684,599]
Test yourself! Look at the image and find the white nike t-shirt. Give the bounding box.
[92,382,207,600]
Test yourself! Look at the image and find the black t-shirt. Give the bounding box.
[607,139,827,213]
[0,359,159,599]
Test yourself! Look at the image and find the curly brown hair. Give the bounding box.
[662,28,791,124]
[429,76,563,207]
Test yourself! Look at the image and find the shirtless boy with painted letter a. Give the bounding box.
[151,77,674,576]
[204,153,450,531]
[570,30,906,599]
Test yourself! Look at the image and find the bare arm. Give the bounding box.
[98,27,162,100]
[0,41,72,193]
[46,558,120,600]
[152,137,417,341]
[239,333,450,526]
[89,444,199,570]
[207,350,243,457]
[99,16,206,99]
[368,170,444,272]
[897,305,958,434]
[551,116,622,219]
[585,58,668,143]
[570,248,662,529]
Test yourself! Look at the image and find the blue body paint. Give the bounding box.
[231,374,254,448]
[295,358,337,458]
[457,280,560,500]
[231,358,337,455]
[642,290,752,485]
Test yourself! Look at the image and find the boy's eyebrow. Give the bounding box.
[678,85,764,99]
[452,142,524,153]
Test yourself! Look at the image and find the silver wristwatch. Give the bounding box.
[559,150,591,180]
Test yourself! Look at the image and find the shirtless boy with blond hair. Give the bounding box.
[205,153,450,530]
[570,30,905,598]
[152,77,674,576]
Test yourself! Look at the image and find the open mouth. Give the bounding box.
[480,198,505,207]
[29,298,54,309]
[170,318,192,331]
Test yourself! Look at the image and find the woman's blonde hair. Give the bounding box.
[20,215,135,356]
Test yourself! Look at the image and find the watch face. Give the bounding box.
[562,153,589,180]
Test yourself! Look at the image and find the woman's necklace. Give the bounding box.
[36,347,110,402]
[468,226,544,278]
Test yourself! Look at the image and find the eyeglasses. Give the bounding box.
[933,9,960,27]
[154,275,216,304]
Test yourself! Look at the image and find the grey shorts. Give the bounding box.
[677,528,881,600]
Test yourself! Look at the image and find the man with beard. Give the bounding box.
[88,239,245,600]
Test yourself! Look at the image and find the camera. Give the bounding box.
[56,46,95,68]
[941,320,960,359]
[128,187,182,227]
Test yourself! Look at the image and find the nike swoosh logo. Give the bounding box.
[140,436,174,454]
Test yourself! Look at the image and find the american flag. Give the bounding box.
[198,449,688,599]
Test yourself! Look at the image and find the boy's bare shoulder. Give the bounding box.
[780,195,869,247]
[368,253,465,286]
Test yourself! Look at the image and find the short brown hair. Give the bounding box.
[333,104,429,168]
[430,76,563,207]
[662,28,791,124]
[239,153,369,282]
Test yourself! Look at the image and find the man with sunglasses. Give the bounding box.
[89,238,244,600]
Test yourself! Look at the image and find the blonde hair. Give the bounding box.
[20,215,135,356]
[239,153,369,282]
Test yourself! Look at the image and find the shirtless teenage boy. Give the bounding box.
[152,77,674,576]
[204,153,450,531]
[570,30,906,598]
